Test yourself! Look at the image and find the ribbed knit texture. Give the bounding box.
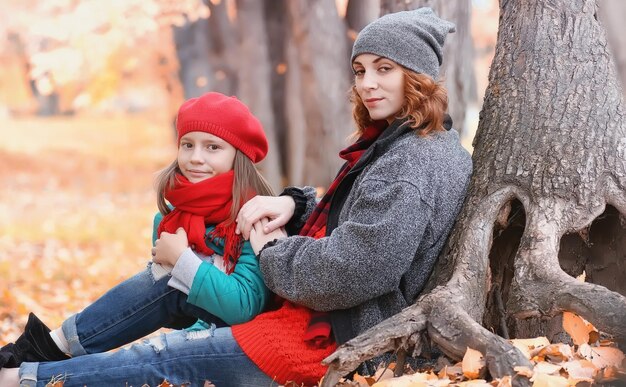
[231,301,337,386]
[176,92,268,163]
[351,8,455,80]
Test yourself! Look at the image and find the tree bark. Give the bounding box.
[597,0,626,93]
[380,0,476,135]
[235,0,283,191]
[346,0,380,32]
[286,0,354,188]
[322,0,626,384]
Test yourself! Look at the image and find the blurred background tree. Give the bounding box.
[0,0,500,190]
[1,0,624,190]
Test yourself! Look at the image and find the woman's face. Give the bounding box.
[177,131,237,183]
[352,54,405,124]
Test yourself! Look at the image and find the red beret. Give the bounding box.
[176,92,268,163]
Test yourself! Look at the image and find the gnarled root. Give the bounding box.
[508,198,626,345]
[321,306,426,386]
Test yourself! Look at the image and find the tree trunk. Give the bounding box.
[172,0,237,102]
[285,0,354,188]
[235,0,283,191]
[380,0,476,135]
[321,0,626,384]
[172,16,214,100]
[264,0,289,178]
[597,0,626,93]
[346,0,380,32]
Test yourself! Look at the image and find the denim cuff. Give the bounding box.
[19,361,39,387]
[61,313,88,356]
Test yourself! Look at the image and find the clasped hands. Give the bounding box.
[152,195,292,267]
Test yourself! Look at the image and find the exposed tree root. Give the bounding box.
[508,199,626,345]
[321,306,427,386]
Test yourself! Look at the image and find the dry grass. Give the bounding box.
[0,112,174,342]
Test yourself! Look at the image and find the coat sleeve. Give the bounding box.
[186,240,269,325]
[259,177,432,311]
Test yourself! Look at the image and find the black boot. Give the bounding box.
[0,313,70,368]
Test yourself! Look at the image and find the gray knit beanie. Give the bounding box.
[351,8,455,80]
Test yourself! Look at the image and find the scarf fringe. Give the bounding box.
[207,222,242,274]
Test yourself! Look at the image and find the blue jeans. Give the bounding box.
[18,265,274,386]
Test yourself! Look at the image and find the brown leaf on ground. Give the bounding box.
[578,343,626,369]
[562,311,597,346]
[510,337,550,359]
[491,375,512,387]
[595,365,626,384]
[438,365,464,382]
[529,372,569,387]
[352,372,376,386]
[533,343,573,363]
[533,361,562,376]
[561,359,596,383]
[462,347,486,379]
[513,365,534,378]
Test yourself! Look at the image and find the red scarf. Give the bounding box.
[300,121,387,347]
[157,171,242,274]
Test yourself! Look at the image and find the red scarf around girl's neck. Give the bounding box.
[157,171,242,273]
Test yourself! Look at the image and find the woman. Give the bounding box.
[0,8,471,386]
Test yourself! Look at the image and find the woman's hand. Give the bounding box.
[236,195,295,239]
[249,218,288,255]
[152,228,189,267]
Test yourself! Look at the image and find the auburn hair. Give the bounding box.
[350,67,449,136]
[155,150,274,221]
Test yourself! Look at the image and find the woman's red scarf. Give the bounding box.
[157,171,241,274]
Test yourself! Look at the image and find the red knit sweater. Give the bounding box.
[231,301,338,386]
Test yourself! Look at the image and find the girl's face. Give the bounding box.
[177,131,237,183]
[352,54,405,124]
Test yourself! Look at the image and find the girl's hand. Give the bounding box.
[249,218,288,255]
[236,195,295,239]
[152,228,189,266]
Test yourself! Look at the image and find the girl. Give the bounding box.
[0,92,274,385]
[1,8,473,387]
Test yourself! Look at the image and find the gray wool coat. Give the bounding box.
[259,119,472,349]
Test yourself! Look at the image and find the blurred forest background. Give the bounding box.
[0,0,624,343]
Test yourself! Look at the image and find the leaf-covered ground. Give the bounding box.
[0,113,173,341]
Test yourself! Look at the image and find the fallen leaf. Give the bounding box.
[514,365,534,378]
[533,361,562,375]
[561,359,596,382]
[353,372,375,387]
[462,347,486,379]
[510,337,550,359]
[491,375,513,387]
[440,365,464,382]
[372,367,395,382]
[373,371,450,387]
[562,312,597,345]
[456,380,491,386]
[533,344,573,363]
[578,344,625,369]
[595,365,626,384]
[529,372,569,387]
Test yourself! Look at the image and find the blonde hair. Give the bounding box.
[350,67,448,136]
[155,150,274,221]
